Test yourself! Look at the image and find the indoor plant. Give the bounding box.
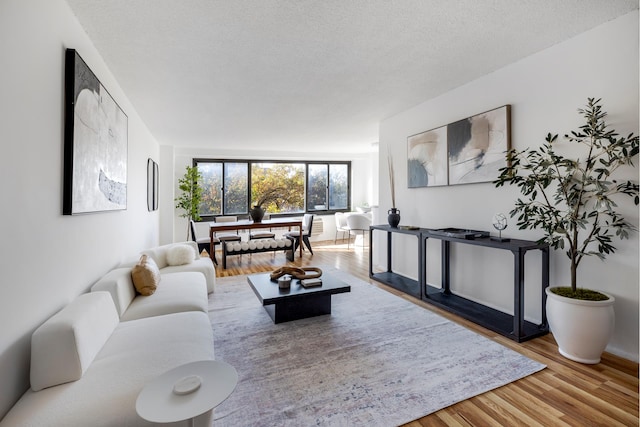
[494,98,638,363]
[175,165,203,240]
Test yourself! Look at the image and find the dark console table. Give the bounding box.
[369,225,425,299]
[369,225,549,342]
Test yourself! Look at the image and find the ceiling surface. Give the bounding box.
[65,0,638,154]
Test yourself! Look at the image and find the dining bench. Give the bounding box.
[221,238,295,268]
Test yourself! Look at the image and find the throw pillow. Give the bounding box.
[131,254,161,295]
[166,244,195,266]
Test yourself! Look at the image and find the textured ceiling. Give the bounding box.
[65,0,638,154]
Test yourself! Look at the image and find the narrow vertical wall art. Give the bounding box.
[147,158,159,211]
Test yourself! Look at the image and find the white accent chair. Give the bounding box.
[334,212,350,244]
[346,213,372,248]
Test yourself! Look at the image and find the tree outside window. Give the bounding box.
[199,162,222,215]
[307,164,328,210]
[195,159,350,218]
[251,163,304,213]
[224,162,248,214]
[329,164,348,209]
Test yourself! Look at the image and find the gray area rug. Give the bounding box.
[209,268,545,426]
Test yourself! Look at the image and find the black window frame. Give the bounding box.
[193,158,351,221]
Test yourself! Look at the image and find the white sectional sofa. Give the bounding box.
[137,241,216,294]
[91,268,207,321]
[0,242,217,427]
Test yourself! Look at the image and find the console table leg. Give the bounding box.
[368,228,374,278]
[513,250,525,339]
[541,247,550,329]
[386,231,392,272]
[442,240,451,294]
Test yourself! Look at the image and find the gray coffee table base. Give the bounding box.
[265,294,332,323]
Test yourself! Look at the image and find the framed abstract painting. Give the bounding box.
[447,105,511,185]
[63,49,128,215]
[407,125,448,187]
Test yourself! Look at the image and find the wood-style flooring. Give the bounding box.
[212,240,639,426]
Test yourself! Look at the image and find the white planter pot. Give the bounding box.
[545,287,615,364]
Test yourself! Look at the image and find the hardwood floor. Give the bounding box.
[212,240,639,426]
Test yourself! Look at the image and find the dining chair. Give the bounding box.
[249,213,276,240]
[190,219,218,265]
[346,213,371,249]
[334,212,349,244]
[285,213,314,254]
[213,216,242,242]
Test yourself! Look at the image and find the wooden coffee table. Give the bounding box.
[247,272,351,323]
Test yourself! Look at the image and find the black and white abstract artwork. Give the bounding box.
[63,49,127,215]
[407,125,448,187]
[447,105,510,185]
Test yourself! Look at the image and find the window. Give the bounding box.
[307,163,349,211]
[251,163,305,213]
[195,159,350,219]
[329,163,348,210]
[224,162,248,214]
[198,161,249,215]
[307,164,328,211]
[199,162,222,216]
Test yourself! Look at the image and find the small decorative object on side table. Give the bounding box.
[388,208,401,228]
[136,360,238,427]
[491,213,510,242]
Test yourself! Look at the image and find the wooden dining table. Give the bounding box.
[208,218,304,262]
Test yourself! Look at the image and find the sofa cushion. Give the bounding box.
[119,272,208,321]
[160,258,216,294]
[166,243,195,266]
[30,292,119,391]
[131,254,160,296]
[90,267,137,317]
[120,242,215,294]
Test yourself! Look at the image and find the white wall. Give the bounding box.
[377,11,639,360]
[0,0,160,418]
[163,146,375,244]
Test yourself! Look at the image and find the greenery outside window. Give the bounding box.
[252,163,305,212]
[307,164,328,211]
[195,159,351,219]
[329,163,348,210]
[199,162,222,216]
[224,162,248,214]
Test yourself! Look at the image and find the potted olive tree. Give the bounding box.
[494,98,638,363]
[175,165,203,240]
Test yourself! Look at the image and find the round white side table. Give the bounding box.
[136,360,238,426]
